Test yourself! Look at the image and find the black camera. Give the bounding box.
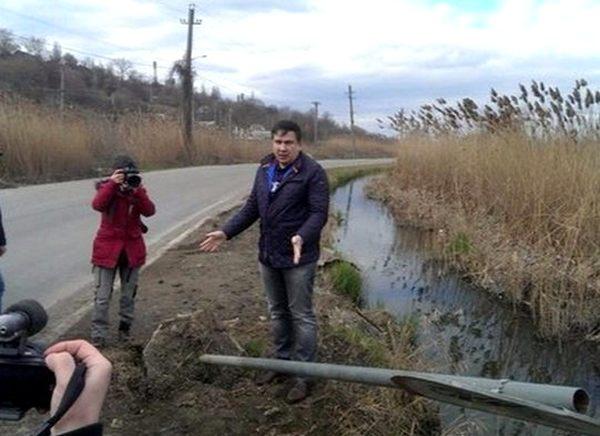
[0,300,55,421]
[122,166,142,188]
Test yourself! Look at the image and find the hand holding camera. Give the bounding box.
[45,340,111,435]
[0,300,111,434]
[110,167,142,190]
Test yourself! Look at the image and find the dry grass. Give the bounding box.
[370,131,600,338]
[312,135,399,159]
[0,97,395,182]
[318,297,440,435]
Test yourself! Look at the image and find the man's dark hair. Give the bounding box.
[271,120,302,143]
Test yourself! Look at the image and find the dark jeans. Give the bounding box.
[259,261,318,362]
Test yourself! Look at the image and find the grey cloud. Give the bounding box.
[246,56,600,132]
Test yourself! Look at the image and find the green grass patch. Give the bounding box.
[244,338,267,358]
[396,313,420,347]
[446,232,472,256]
[328,324,388,366]
[328,260,362,304]
[332,209,344,226]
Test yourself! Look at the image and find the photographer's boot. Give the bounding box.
[118,321,131,342]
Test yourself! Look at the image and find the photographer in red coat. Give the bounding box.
[90,155,155,348]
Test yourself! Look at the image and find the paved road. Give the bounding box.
[0,159,391,312]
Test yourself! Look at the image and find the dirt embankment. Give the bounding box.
[5,206,438,435]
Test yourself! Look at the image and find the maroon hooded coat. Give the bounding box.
[91,179,156,269]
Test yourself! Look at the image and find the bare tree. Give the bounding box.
[51,42,62,62]
[0,28,19,55]
[23,36,46,57]
[111,58,133,82]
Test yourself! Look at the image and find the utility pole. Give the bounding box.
[347,84,356,157]
[227,107,233,139]
[180,4,202,163]
[59,59,65,120]
[150,61,158,102]
[311,101,320,145]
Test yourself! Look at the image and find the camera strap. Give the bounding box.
[33,362,87,436]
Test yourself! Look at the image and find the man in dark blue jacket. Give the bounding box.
[200,120,329,403]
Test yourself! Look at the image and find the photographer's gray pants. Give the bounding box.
[91,265,140,341]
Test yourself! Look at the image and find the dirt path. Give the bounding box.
[3,206,437,435]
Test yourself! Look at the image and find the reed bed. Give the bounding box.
[0,97,395,182]
[375,79,600,338]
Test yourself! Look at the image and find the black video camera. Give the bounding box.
[0,300,55,421]
[121,166,142,188]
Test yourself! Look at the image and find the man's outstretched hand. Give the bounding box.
[291,235,303,265]
[200,230,227,252]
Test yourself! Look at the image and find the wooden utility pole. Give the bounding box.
[150,61,158,102]
[347,84,356,157]
[181,4,202,163]
[227,107,233,139]
[311,101,320,145]
[59,60,65,120]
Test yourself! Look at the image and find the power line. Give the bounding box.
[151,0,181,15]
[12,30,254,96]
[12,33,173,72]
[0,6,135,52]
[7,26,277,108]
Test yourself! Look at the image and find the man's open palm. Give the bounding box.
[200,231,226,252]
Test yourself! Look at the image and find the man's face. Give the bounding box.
[272,130,301,166]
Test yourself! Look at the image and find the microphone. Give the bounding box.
[0,300,47,341]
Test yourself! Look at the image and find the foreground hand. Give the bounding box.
[44,340,112,434]
[291,235,303,264]
[109,170,125,185]
[200,230,227,252]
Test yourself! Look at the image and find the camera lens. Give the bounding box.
[127,174,142,187]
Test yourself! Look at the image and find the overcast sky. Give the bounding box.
[3,0,600,132]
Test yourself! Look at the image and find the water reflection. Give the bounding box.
[331,177,600,435]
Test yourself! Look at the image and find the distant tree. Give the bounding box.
[0,29,19,55]
[210,86,221,100]
[23,36,46,57]
[169,59,185,85]
[81,57,95,69]
[111,58,133,82]
[50,42,62,62]
[62,53,78,68]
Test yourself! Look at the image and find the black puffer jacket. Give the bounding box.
[222,152,329,268]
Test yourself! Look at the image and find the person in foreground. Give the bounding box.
[200,120,329,403]
[44,340,112,435]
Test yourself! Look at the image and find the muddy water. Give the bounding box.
[331,177,600,435]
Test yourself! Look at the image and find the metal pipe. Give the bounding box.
[199,354,600,435]
[200,354,399,388]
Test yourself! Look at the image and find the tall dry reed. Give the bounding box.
[0,97,394,182]
[374,131,600,337]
